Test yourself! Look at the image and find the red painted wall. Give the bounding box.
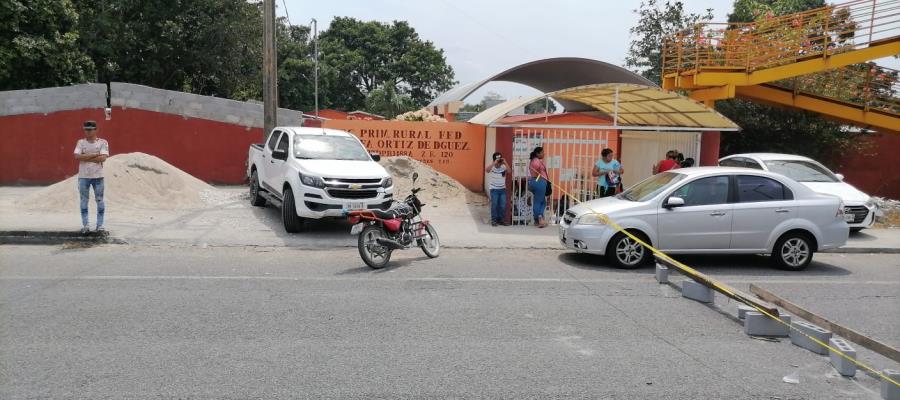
[834,133,900,199]
[1,108,263,185]
[700,131,721,166]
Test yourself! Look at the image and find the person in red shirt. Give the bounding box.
[653,150,680,174]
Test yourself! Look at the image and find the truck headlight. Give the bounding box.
[576,213,607,225]
[382,177,393,188]
[299,173,325,189]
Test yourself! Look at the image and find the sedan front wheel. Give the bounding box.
[606,232,652,269]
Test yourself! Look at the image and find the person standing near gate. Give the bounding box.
[73,120,109,234]
[485,152,508,226]
[593,148,623,198]
[653,150,680,174]
[529,146,550,228]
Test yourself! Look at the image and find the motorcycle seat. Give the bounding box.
[370,204,414,220]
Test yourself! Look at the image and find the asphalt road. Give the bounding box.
[1,245,897,399]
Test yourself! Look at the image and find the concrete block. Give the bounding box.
[828,338,857,377]
[655,264,669,284]
[882,369,900,400]
[744,312,791,337]
[789,320,832,355]
[737,304,755,320]
[681,280,714,303]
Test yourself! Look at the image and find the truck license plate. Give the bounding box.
[350,223,364,235]
[347,202,365,210]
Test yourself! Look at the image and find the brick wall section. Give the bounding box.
[0,84,107,116]
[110,83,305,128]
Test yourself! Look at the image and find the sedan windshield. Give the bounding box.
[619,172,685,202]
[294,135,370,161]
[764,160,838,182]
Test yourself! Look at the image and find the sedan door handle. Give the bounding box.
[709,211,726,216]
[775,209,790,213]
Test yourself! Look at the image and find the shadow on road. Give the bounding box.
[334,254,432,275]
[556,252,852,276]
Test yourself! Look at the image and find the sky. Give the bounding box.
[279,0,897,105]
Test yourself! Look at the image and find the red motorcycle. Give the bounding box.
[346,172,440,269]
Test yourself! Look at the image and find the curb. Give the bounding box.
[0,231,127,245]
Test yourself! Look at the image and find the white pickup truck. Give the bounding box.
[247,127,394,232]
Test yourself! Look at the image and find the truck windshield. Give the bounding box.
[293,135,370,161]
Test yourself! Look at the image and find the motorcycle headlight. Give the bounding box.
[576,213,607,225]
[382,177,393,189]
[299,173,325,189]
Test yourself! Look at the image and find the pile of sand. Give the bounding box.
[19,152,232,211]
[379,156,478,204]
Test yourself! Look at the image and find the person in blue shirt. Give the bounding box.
[592,148,623,198]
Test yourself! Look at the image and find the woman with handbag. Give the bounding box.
[529,146,550,228]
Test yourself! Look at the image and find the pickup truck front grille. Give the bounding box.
[327,189,379,199]
[844,206,869,224]
[324,178,383,189]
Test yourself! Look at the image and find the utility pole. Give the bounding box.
[311,18,319,118]
[263,0,278,141]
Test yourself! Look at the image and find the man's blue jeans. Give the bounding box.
[78,178,105,228]
[490,188,507,223]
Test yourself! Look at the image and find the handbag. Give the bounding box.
[545,179,552,197]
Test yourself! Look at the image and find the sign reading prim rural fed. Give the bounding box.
[321,120,486,192]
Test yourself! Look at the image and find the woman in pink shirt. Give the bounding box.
[529,146,550,228]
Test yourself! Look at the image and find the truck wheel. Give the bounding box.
[282,188,305,233]
[249,169,266,207]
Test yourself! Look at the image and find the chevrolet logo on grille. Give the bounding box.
[349,183,362,189]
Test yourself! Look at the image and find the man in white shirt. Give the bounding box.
[73,120,109,234]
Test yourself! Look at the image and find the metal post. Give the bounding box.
[263,0,278,141]
[868,0,877,44]
[613,87,619,127]
[312,18,319,118]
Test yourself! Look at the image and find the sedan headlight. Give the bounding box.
[865,197,877,209]
[575,213,607,225]
[299,173,325,189]
[382,177,393,188]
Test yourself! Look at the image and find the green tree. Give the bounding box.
[624,0,713,84]
[318,17,456,111]
[0,0,95,90]
[459,103,485,113]
[363,85,417,119]
[70,0,263,99]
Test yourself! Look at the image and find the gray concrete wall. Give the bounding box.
[109,83,304,128]
[0,84,107,116]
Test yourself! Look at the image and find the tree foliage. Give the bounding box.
[364,85,418,119]
[0,0,95,90]
[625,0,713,84]
[524,98,557,114]
[319,17,456,112]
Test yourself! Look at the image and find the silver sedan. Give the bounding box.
[559,167,850,270]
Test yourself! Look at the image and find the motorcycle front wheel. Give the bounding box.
[359,225,392,269]
[419,223,440,258]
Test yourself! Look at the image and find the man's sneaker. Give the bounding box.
[95,226,107,235]
[491,221,498,227]
[80,226,90,235]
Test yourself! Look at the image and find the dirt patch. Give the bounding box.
[874,198,900,229]
[18,152,235,211]
[379,156,486,208]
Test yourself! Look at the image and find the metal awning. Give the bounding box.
[468,83,739,131]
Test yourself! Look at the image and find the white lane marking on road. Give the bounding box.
[0,276,898,284]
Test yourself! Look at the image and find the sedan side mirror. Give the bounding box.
[835,173,844,181]
[664,196,685,209]
[370,152,381,162]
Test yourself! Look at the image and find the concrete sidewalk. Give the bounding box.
[2,186,898,252]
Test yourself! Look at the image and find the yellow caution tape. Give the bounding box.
[540,177,899,387]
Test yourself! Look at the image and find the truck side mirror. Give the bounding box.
[835,173,844,181]
[370,152,381,162]
[272,149,288,161]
